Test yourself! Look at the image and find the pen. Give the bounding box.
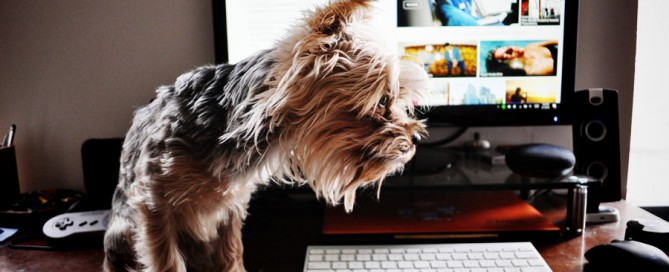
[6,124,16,146]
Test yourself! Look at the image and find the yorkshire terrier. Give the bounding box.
[103,0,430,271]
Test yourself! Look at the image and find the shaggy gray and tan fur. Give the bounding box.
[103,0,431,271]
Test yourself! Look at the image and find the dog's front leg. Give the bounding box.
[134,203,187,272]
[212,213,246,271]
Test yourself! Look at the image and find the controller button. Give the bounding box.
[90,220,98,226]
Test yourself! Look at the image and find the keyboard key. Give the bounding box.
[436,253,452,260]
[480,260,497,268]
[348,261,363,269]
[452,253,468,260]
[404,253,420,261]
[398,261,414,269]
[325,255,338,261]
[413,261,430,268]
[307,261,330,269]
[331,261,346,269]
[446,260,464,268]
[496,260,513,267]
[372,254,387,261]
[420,253,436,260]
[308,255,323,261]
[463,260,480,268]
[500,252,516,259]
[528,259,546,267]
[516,252,536,259]
[388,254,403,261]
[468,253,484,260]
[363,261,380,269]
[430,261,446,268]
[381,261,398,269]
[484,252,500,259]
[356,254,371,261]
[439,248,455,253]
[513,260,529,267]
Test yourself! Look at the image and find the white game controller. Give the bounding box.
[43,209,111,240]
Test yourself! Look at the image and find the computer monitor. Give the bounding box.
[212,0,578,128]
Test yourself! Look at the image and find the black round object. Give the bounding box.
[505,143,576,178]
[585,240,669,272]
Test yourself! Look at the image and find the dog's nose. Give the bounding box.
[411,132,421,145]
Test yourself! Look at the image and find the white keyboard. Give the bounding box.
[303,242,551,272]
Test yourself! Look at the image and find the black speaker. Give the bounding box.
[81,138,124,210]
[505,143,576,178]
[572,88,622,216]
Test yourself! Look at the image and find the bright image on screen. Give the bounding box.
[396,0,565,110]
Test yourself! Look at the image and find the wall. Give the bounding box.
[627,0,669,206]
[0,0,638,196]
[0,0,214,192]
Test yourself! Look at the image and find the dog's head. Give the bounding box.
[265,0,431,212]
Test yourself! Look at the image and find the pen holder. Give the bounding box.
[0,146,20,207]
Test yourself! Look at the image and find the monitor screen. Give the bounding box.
[213,0,578,127]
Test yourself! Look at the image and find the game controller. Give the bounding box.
[43,209,110,240]
[625,219,669,252]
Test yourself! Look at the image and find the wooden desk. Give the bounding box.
[536,200,669,272]
[0,194,667,272]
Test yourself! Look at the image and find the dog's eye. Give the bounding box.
[378,95,388,108]
[376,95,391,120]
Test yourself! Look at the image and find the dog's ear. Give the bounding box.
[307,0,373,35]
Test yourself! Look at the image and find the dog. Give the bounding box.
[103,0,431,271]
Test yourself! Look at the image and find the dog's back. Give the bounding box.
[103,52,277,271]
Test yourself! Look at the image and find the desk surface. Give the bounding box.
[536,200,669,271]
[1,192,667,272]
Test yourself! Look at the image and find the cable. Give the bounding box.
[7,232,55,251]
